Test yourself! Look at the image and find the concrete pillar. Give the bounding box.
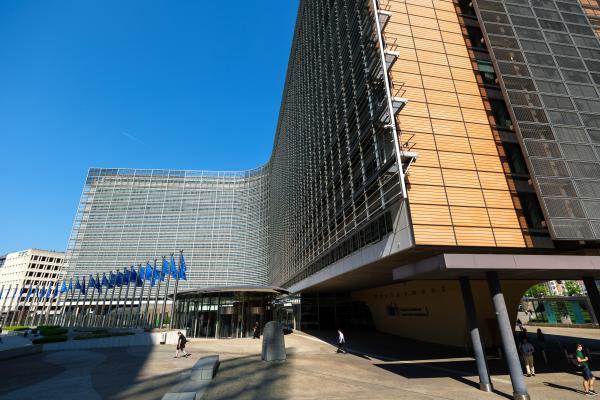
[459,277,492,392]
[583,277,600,323]
[486,271,529,400]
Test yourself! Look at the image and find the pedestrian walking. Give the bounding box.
[536,328,547,364]
[253,321,260,339]
[520,337,535,377]
[175,331,190,358]
[336,329,346,354]
[576,344,597,396]
[517,318,524,331]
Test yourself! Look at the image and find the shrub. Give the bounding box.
[37,325,60,330]
[3,326,30,331]
[73,332,135,341]
[32,335,68,344]
[39,327,68,336]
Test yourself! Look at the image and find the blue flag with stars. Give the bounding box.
[179,253,187,281]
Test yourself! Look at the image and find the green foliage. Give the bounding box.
[73,332,135,341]
[74,329,108,334]
[39,327,68,336]
[564,280,582,296]
[525,284,550,298]
[37,325,60,330]
[32,335,68,344]
[3,326,30,331]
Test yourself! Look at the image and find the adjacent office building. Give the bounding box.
[65,0,600,397]
[0,249,64,318]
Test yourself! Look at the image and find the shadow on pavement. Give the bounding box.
[202,354,289,400]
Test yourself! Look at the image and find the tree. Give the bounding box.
[564,280,582,296]
[525,284,549,298]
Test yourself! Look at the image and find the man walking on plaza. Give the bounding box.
[336,329,346,354]
[175,331,190,358]
[577,344,597,396]
[520,337,535,377]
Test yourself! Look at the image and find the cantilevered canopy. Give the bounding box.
[170,285,288,299]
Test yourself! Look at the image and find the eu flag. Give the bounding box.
[60,280,68,294]
[170,255,177,279]
[101,273,109,287]
[109,272,116,288]
[123,269,131,285]
[89,275,96,289]
[146,262,153,280]
[45,283,53,299]
[179,253,187,281]
[116,271,123,287]
[161,257,169,281]
[130,268,137,283]
[68,279,73,292]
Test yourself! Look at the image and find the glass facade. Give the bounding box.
[268,0,406,288]
[172,287,284,338]
[64,168,269,292]
[473,0,600,240]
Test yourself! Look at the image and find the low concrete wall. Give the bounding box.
[43,330,185,351]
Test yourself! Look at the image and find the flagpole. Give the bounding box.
[26,286,39,327]
[7,286,21,327]
[42,282,55,325]
[119,267,133,328]
[115,268,127,327]
[55,276,72,326]
[136,268,147,328]
[143,260,156,328]
[91,273,103,327]
[50,279,63,326]
[127,266,141,328]
[104,272,117,328]
[5,286,18,327]
[66,277,81,327]
[169,251,183,329]
[84,276,98,327]
[37,284,49,326]
[0,285,8,326]
[159,255,173,329]
[151,257,165,329]
[75,277,89,327]
[99,274,110,327]
[18,286,33,326]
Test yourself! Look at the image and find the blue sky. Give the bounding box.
[0,1,299,255]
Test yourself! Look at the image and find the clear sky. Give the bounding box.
[0,1,299,255]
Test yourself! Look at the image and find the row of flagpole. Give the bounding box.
[0,250,187,329]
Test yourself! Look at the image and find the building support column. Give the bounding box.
[583,277,600,323]
[459,277,492,392]
[486,271,529,400]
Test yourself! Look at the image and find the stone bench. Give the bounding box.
[190,355,219,381]
[161,355,219,400]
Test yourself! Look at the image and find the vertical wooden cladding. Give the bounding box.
[385,0,525,248]
[578,0,600,37]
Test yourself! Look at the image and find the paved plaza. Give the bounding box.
[0,327,599,399]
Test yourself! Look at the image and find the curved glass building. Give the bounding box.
[64,167,269,289]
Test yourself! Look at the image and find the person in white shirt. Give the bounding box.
[337,329,346,354]
[520,337,535,377]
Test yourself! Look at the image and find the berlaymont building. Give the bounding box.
[64,0,600,397]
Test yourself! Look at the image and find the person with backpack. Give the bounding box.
[175,331,190,358]
[576,343,597,396]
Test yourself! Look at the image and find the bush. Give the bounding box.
[73,332,135,341]
[39,327,68,336]
[32,335,68,344]
[73,329,108,334]
[37,325,60,330]
[3,326,30,331]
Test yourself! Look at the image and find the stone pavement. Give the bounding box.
[0,329,599,399]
